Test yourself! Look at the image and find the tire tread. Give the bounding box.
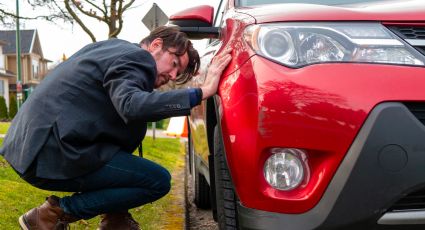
[214,126,238,230]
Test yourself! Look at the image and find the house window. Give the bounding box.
[32,59,39,79]
[0,80,4,97]
[0,47,4,72]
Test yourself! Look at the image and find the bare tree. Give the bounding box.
[0,3,64,27]
[26,0,137,42]
[0,7,15,26]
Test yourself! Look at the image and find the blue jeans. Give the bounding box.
[20,151,171,219]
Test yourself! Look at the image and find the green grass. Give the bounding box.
[0,122,9,134]
[0,121,185,229]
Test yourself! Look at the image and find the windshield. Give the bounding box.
[238,0,391,6]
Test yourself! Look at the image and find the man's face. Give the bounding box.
[147,38,189,88]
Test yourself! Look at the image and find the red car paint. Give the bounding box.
[220,58,425,213]
[169,5,214,24]
[177,0,425,216]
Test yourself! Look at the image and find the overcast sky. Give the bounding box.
[2,0,220,63]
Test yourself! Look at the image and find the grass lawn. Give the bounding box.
[0,122,10,134]
[0,122,185,229]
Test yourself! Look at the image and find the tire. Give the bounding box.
[194,165,211,208]
[214,126,238,230]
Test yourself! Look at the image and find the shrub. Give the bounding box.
[147,119,168,130]
[9,95,17,119]
[0,96,7,120]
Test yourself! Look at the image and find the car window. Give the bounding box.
[214,0,227,27]
[238,0,391,6]
[207,0,227,44]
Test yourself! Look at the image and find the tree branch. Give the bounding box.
[84,0,104,14]
[107,0,117,37]
[122,0,135,12]
[110,0,135,37]
[109,0,124,37]
[103,0,108,16]
[50,0,73,22]
[0,7,57,21]
[64,0,97,42]
[71,0,105,22]
[17,0,140,41]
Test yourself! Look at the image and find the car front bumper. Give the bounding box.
[237,102,425,229]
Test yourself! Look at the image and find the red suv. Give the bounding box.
[170,0,425,229]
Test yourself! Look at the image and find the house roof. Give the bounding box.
[0,29,38,55]
[0,71,15,78]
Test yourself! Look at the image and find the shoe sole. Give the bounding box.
[18,215,29,230]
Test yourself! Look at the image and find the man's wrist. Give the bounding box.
[188,88,203,107]
[196,88,203,101]
[200,86,209,100]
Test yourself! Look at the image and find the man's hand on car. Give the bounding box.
[201,48,232,99]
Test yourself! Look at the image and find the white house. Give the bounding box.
[0,39,13,108]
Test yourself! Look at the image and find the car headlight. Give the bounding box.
[244,22,425,68]
[264,148,309,191]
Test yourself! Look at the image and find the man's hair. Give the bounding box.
[140,26,200,84]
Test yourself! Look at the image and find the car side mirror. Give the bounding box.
[169,5,220,40]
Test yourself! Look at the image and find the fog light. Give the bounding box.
[264,148,308,191]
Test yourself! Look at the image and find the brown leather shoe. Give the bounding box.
[18,195,80,230]
[98,211,140,230]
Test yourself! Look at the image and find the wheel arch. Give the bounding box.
[206,95,221,219]
[206,96,219,157]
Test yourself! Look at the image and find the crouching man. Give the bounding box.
[0,26,231,229]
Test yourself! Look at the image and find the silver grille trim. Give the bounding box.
[378,210,425,225]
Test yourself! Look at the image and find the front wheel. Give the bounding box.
[214,125,238,229]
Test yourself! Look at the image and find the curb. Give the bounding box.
[184,141,190,230]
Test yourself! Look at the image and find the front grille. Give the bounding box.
[404,103,425,126]
[388,26,425,40]
[389,187,425,211]
[387,26,425,55]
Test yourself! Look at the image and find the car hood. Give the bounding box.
[235,0,425,23]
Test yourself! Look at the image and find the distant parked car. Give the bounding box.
[170,0,425,229]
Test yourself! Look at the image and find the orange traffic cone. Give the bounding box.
[165,116,188,137]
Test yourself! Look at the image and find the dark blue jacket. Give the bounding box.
[1,39,193,179]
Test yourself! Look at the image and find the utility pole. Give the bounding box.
[15,0,23,108]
